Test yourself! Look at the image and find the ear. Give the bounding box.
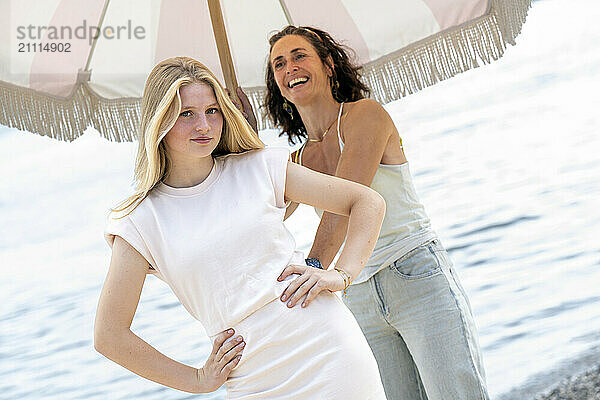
[325,55,335,77]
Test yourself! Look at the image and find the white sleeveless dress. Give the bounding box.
[104,148,386,399]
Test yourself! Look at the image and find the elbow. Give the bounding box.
[94,323,126,357]
[94,325,110,355]
[373,190,386,221]
[94,335,106,356]
[348,185,386,223]
[355,186,385,220]
[378,192,386,215]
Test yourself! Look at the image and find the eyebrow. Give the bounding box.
[271,47,308,63]
[181,102,219,109]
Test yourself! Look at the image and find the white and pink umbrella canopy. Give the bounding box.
[0,0,532,141]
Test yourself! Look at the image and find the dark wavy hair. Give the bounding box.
[265,26,370,144]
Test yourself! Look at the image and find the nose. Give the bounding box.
[195,115,210,133]
[285,63,298,75]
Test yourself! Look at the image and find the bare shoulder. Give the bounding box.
[112,235,152,272]
[346,98,384,112]
[342,99,394,140]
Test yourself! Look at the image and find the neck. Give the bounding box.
[162,155,215,188]
[295,95,340,141]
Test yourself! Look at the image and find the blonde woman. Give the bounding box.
[94,57,387,399]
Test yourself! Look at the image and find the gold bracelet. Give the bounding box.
[334,267,352,291]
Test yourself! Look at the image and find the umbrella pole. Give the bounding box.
[83,0,111,75]
[278,0,294,25]
[207,0,239,102]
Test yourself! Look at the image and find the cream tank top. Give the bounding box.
[297,103,437,284]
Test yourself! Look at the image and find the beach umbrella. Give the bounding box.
[0,0,532,142]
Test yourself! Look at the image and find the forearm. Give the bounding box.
[334,193,385,281]
[284,201,299,220]
[308,212,349,268]
[95,329,203,393]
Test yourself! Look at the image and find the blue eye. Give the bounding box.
[207,107,220,115]
[180,110,192,117]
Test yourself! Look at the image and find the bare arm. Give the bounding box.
[307,213,347,268]
[284,201,300,220]
[283,149,302,220]
[278,158,385,307]
[94,236,244,393]
[308,99,396,268]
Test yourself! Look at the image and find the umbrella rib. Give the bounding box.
[83,0,111,74]
[278,0,294,25]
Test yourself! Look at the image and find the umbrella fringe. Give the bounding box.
[1,0,531,141]
[0,80,140,142]
[245,0,533,132]
[359,0,533,104]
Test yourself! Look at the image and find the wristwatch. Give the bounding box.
[305,257,323,269]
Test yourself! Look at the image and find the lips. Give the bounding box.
[191,137,212,144]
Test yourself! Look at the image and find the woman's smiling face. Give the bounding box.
[163,82,223,162]
[270,35,333,106]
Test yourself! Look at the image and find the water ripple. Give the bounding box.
[454,215,540,238]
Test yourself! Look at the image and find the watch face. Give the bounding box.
[305,258,323,269]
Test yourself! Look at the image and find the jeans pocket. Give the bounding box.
[390,241,443,280]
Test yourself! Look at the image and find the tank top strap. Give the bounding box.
[295,142,306,164]
[336,102,345,152]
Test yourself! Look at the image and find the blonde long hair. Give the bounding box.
[112,57,264,217]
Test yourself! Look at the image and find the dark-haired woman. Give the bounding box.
[264,26,490,400]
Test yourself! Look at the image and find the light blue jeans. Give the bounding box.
[343,238,489,400]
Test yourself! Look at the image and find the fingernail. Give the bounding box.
[236,336,242,342]
[280,295,287,301]
[302,302,306,308]
[227,329,234,334]
[287,301,293,307]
